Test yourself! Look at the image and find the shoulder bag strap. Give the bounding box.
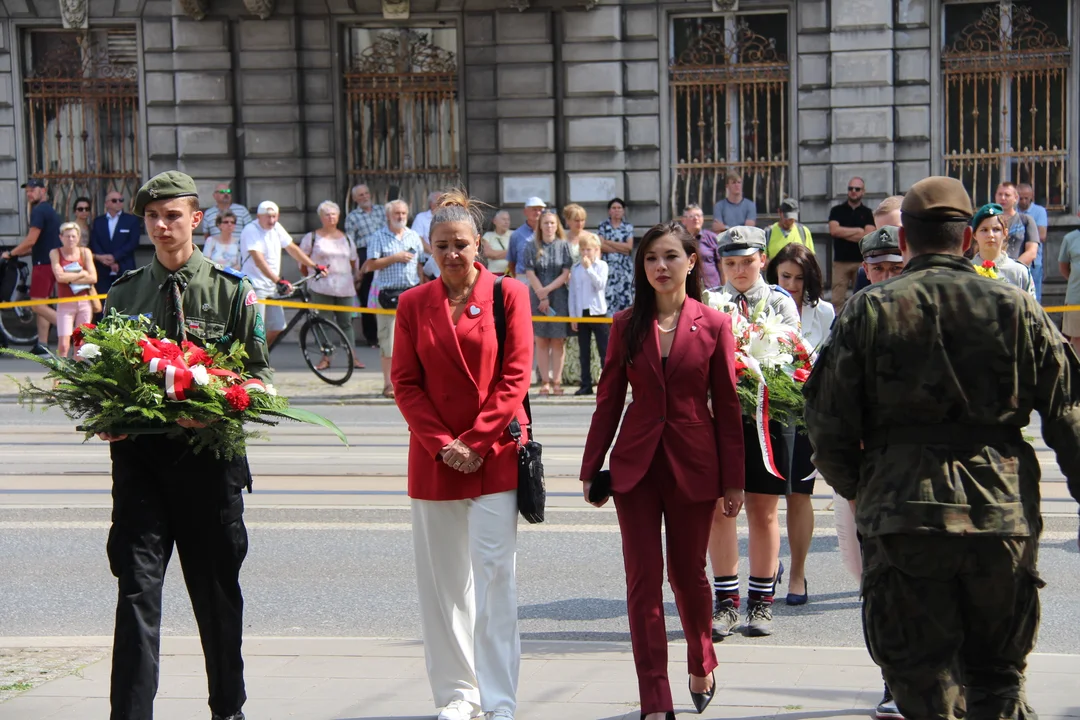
[493,276,533,433]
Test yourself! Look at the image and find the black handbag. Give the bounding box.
[378,287,406,309]
[493,276,546,524]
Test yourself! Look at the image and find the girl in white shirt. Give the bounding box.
[765,242,834,606]
[567,234,609,395]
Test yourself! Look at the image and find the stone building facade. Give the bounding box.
[1,0,1076,293]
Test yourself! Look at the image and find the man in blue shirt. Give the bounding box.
[506,197,546,276]
[1018,183,1048,301]
[711,172,757,234]
[1,179,62,354]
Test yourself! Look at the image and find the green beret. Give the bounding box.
[971,203,1004,230]
[859,226,903,263]
[131,171,199,217]
[717,226,767,257]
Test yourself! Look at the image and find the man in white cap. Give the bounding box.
[506,196,547,277]
[239,200,322,346]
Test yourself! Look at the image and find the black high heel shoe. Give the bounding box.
[689,671,716,714]
[639,712,676,720]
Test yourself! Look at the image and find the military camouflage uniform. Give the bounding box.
[804,252,1080,720]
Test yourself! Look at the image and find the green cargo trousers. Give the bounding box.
[861,534,1044,720]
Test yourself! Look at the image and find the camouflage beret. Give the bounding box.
[860,226,903,263]
[132,171,199,217]
[901,176,974,222]
[718,225,767,257]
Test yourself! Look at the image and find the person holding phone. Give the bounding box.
[523,209,572,396]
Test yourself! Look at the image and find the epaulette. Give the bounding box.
[769,284,792,299]
[211,263,247,282]
[110,266,146,287]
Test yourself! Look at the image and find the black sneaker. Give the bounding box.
[745,599,774,637]
[573,387,594,396]
[875,685,903,720]
[711,595,739,640]
[212,713,245,720]
[31,343,50,356]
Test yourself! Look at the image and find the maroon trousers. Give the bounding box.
[613,452,719,714]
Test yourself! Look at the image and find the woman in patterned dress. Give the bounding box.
[523,209,573,396]
[598,198,634,313]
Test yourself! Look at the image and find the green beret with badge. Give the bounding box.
[859,226,903,264]
[718,226,767,257]
[131,170,200,217]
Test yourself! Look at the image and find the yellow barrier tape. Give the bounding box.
[0,294,614,323]
[0,294,107,310]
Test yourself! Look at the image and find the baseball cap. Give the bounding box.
[257,200,280,215]
[779,198,799,220]
[718,226,767,257]
[21,178,45,189]
[859,226,903,264]
[524,197,547,209]
[131,171,199,217]
[901,177,974,222]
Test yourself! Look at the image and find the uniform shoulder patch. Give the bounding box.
[770,284,792,298]
[245,289,258,307]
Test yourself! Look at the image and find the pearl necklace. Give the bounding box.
[658,310,679,334]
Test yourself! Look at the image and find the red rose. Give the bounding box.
[181,340,212,367]
[982,260,996,269]
[734,359,748,375]
[793,367,810,383]
[224,384,251,412]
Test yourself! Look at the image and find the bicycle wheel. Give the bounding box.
[0,263,38,346]
[299,317,355,386]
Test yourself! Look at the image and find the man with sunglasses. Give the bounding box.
[827,177,876,314]
[202,183,253,242]
[90,191,143,294]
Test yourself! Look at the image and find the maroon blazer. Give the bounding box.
[579,297,745,502]
[392,265,533,501]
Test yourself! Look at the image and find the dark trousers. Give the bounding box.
[577,309,610,390]
[107,436,251,720]
[356,246,378,346]
[861,534,1042,720]
[614,451,718,714]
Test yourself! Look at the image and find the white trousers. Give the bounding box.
[412,490,520,715]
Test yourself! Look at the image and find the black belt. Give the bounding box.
[864,424,1023,450]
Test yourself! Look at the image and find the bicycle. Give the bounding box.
[0,254,38,346]
[267,275,358,386]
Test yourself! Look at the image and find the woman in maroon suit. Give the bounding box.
[580,221,745,720]
[392,190,533,720]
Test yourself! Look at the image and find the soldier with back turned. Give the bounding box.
[804,176,1080,720]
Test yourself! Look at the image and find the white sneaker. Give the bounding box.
[439,699,479,720]
[487,711,514,720]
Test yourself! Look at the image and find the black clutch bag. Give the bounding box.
[494,276,546,524]
[588,469,611,503]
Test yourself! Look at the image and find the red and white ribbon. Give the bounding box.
[740,353,784,479]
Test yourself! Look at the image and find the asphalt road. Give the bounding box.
[1,404,1078,653]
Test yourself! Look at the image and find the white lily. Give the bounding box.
[703,288,737,315]
[76,343,101,360]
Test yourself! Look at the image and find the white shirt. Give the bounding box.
[568,259,609,317]
[800,300,835,354]
[240,221,293,294]
[412,210,433,242]
[107,211,121,239]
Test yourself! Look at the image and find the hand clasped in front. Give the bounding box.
[440,438,484,474]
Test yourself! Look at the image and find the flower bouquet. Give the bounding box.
[975,259,1002,280]
[0,309,347,459]
[703,289,813,478]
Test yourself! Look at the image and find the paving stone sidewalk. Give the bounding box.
[0,637,1076,720]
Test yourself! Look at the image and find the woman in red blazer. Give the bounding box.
[392,190,533,720]
[580,221,745,720]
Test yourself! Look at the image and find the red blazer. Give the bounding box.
[579,297,745,502]
[392,264,533,501]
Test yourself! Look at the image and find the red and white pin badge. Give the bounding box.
[467,304,481,318]
[245,290,258,307]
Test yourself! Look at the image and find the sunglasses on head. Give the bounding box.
[848,186,864,192]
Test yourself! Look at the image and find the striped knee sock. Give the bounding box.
[713,575,740,608]
[748,575,776,604]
